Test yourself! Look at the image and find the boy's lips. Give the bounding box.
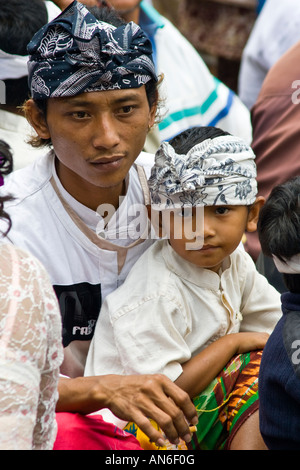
[199,245,218,252]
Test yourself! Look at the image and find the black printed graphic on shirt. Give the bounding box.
[54,283,101,347]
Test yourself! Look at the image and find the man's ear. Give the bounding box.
[25,99,51,140]
[246,196,265,232]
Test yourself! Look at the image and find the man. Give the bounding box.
[0,1,197,449]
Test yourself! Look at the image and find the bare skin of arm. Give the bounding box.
[56,373,199,447]
[56,333,267,447]
[175,332,269,398]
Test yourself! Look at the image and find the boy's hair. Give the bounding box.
[0,0,48,107]
[258,176,300,293]
[169,126,230,153]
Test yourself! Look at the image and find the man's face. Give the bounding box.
[106,0,142,12]
[33,86,156,206]
[106,0,142,21]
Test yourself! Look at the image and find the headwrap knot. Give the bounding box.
[27,1,157,99]
[148,135,257,209]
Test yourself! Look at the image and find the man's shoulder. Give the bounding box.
[1,151,53,205]
[135,151,155,178]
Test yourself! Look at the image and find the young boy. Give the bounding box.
[257,176,300,450]
[85,126,282,450]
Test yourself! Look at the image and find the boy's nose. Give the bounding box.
[203,216,216,238]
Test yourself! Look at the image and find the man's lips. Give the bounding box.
[89,156,124,169]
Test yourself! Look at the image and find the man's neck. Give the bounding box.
[116,3,141,24]
[55,157,126,212]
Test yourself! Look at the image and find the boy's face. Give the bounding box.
[28,86,156,207]
[165,205,258,273]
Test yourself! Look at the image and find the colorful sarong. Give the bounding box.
[125,350,262,450]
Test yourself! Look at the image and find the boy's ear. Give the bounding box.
[246,196,265,232]
[25,99,51,140]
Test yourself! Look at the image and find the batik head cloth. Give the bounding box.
[273,254,300,274]
[148,134,257,210]
[27,0,157,99]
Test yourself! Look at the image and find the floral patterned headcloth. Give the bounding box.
[27,0,157,99]
[148,135,257,210]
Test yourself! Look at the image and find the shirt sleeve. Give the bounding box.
[0,244,63,450]
[86,289,192,383]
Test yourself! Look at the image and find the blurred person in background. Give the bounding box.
[239,0,300,110]
[52,0,253,152]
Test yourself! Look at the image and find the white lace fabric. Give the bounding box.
[0,243,63,450]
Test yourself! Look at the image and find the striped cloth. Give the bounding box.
[125,350,262,450]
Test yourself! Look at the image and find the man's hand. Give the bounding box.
[57,374,198,447]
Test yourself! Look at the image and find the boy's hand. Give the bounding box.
[233,331,269,354]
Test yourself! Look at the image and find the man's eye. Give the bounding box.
[72,111,89,118]
[121,106,133,114]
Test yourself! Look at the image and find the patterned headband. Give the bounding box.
[148,135,257,210]
[273,254,300,274]
[27,1,157,99]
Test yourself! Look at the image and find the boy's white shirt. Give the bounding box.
[85,238,282,426]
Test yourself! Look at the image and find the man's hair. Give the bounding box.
[0,0,48,107]
[169,126,231,154]
[258,176,300,293]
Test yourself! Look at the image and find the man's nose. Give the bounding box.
[92,114,120,149]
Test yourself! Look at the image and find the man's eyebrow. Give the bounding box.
[58,92,143,107]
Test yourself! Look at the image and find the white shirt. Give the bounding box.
[0,150,155,377]
[140,2,252,151]
[85,239,282,382]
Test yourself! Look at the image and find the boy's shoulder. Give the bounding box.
[135,151,155,179]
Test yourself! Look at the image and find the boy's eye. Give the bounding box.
[215,207,229,215]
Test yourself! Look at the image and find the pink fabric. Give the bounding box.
[53,412,143,450]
